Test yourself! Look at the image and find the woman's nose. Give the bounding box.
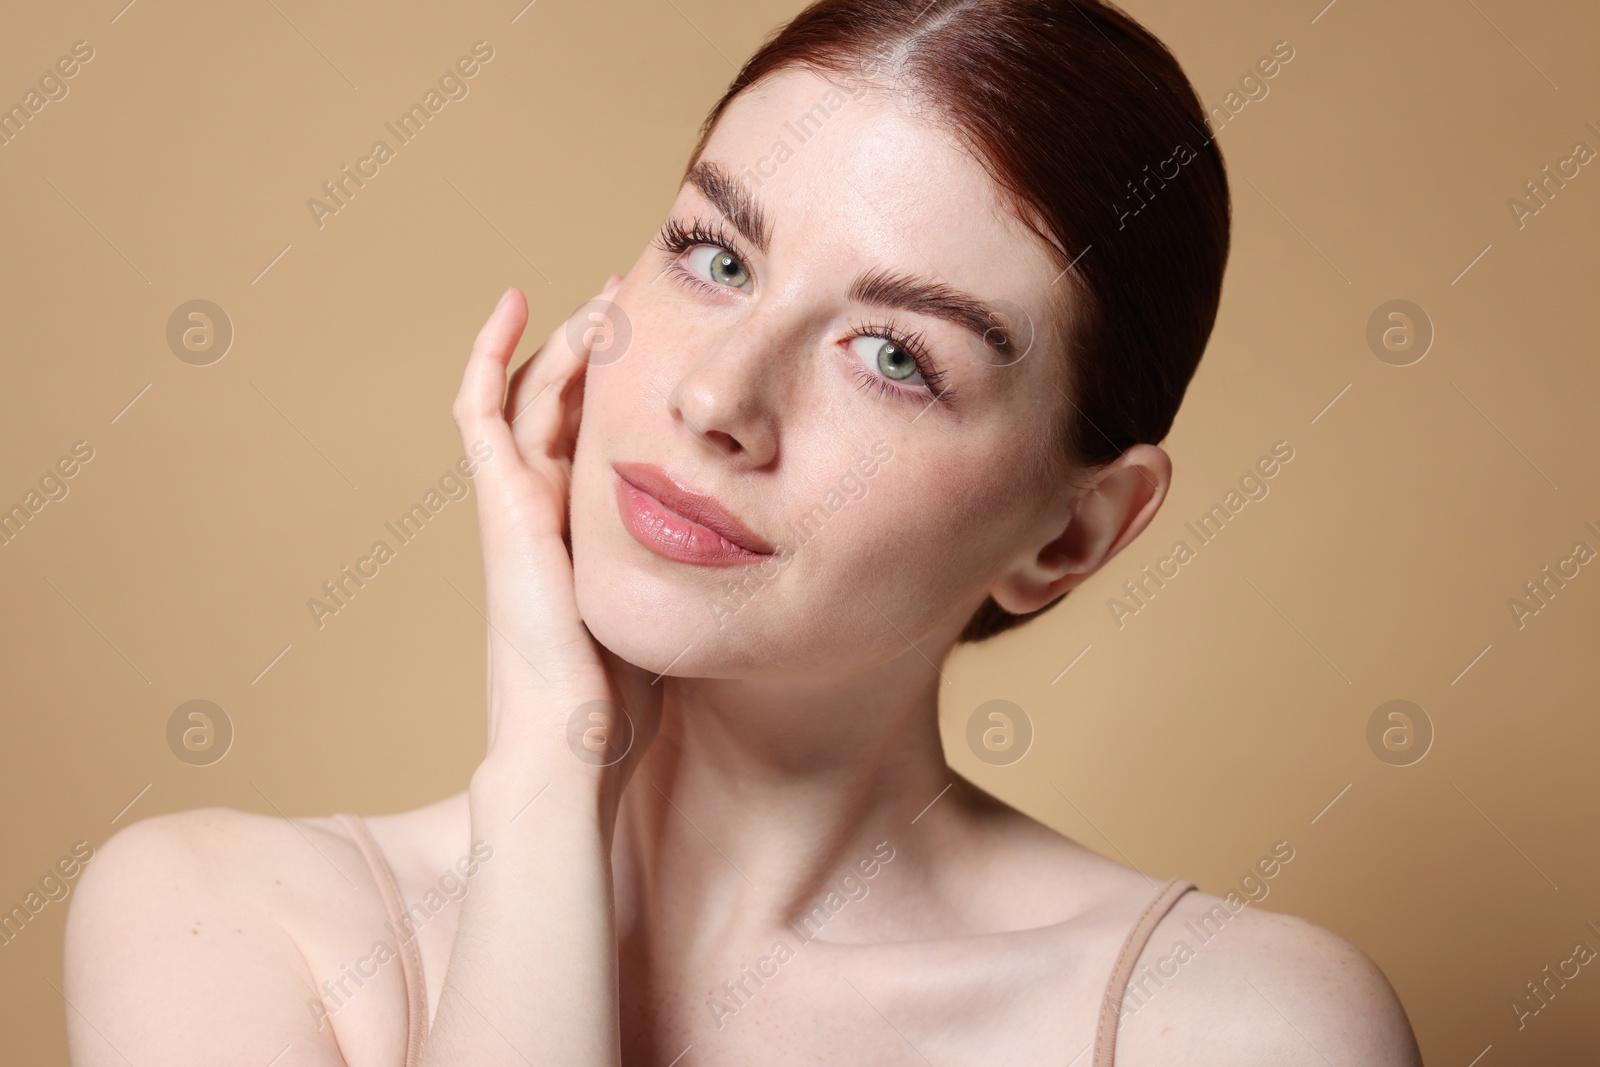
[665,323,788,468]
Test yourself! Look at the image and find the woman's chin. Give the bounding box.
[572,563,729,678]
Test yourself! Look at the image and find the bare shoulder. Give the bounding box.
[1114,889,1423,1066]
[63,806,406,1067]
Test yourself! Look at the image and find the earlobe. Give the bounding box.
[987,444,1171,615]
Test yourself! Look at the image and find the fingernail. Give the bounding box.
[495,288,514,312]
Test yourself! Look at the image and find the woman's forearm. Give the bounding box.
[420,763,621,1066]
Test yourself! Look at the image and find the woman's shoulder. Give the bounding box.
[62,802,450,1066]
[953,789,1420,1063]
[68,794,471,924]
[1111,885,1423,1066]
[68,804,379,927]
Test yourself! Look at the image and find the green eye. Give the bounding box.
[688,245,750,288]
[847,335,925,386]
[710,251,748,287]
[874,339,917,380]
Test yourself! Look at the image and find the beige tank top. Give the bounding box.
[334,813,1194,1067]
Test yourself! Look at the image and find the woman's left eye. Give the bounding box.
[848,335,925,387]
[686,245,751,288]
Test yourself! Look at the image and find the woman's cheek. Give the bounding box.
[824,464,959,592]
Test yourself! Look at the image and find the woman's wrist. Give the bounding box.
[475,675,647,820]
[468,746,629,836]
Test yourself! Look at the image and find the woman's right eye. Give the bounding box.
[686,245,751,289]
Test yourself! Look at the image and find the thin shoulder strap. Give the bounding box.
[334,813,428,1067]
[1091,877,1197,1067]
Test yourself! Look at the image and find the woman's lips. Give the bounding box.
[613,462,775,566]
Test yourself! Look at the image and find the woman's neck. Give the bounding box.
[609,658,963,964]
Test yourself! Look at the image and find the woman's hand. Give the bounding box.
[413,282,656,1066]
[452,279,662,827]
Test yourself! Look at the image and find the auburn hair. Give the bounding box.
[683,0,1231,642]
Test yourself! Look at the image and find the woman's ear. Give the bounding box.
[987,443,1171,615]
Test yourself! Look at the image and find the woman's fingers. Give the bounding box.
[453,278,628,593]
[450,278,663,772]
[455,288,579,547]
[504,311,587,463]
[453,287,528,470]
[504,276,623,462]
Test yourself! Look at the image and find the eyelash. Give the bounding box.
[651,214,956,405]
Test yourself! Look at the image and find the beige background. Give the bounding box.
[2,0,1597,1062]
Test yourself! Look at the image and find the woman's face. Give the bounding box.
[569,67,1072,678]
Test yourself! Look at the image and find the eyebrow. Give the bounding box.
[846,267,1012,357]
[686,161,772,255]
[682,160,1015,356]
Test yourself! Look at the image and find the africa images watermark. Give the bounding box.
[730,44,896,196]
[0,439,95,550]
[1117,839,1297,1030]
[305,838,494,1031]
[0,39,95,149]
[1506,117,1600,231]
[707,439,896,629]
[1505,519,1599,631]
[1107,440,1296,629]
[1114,39,1296,230]
[0,840,95,950]
[705,839,898,1031]
[306,40,496,230]
[1508,917,1600,1032]
[306,441,492,629]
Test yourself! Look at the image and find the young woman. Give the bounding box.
[65,1,1422,1063]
